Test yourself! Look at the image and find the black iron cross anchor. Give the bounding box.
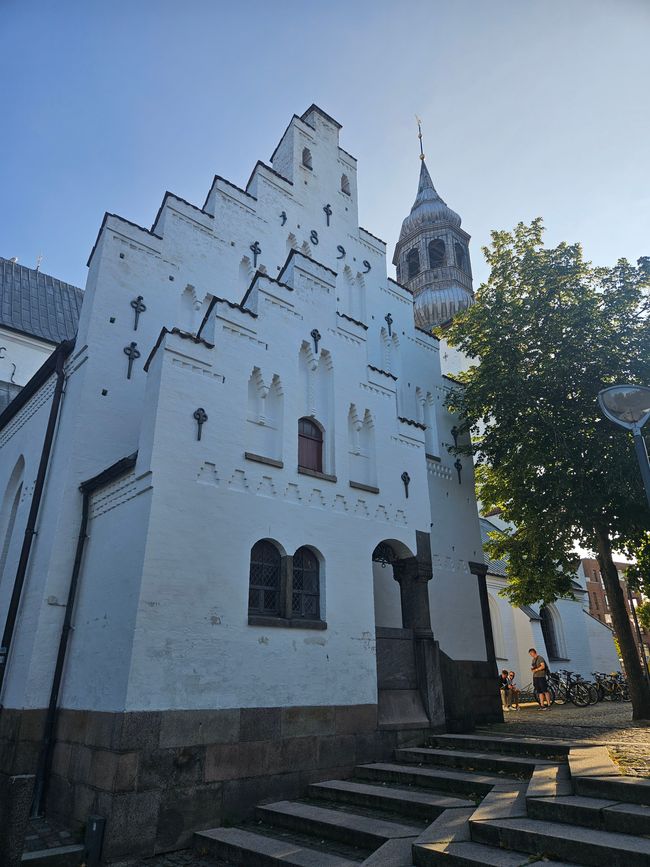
[401,471,411,498]
[323,204,332,226]
[123,342,140,379]
[454,459,463,484]
[130,295,146,331]
[310,329,321,354]
[250,241,261,268]
[385,313,393,336]
[280,211,287,226]
[193,407,208,441]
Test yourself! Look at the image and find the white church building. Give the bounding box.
[0,106,502,859]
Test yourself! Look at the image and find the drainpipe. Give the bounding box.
[30,489,90,817]
[31,452,138,818]
[0,343,69,696]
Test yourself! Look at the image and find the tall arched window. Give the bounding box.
[302,147,313,170]
[488,594,506,659]
[340,174,350,195]
[248,540,281,615]
[540,605,559,660]
[292,547,320,618]
[407,248,420,279]
[428,239,445,268]
[0,456,25,586]
[454,242,467,272]
[298,417,323,472]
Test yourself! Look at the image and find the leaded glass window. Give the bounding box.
[292,546,320,618]
[248,540,281,615]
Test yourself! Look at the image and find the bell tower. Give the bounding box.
[393,124,474,332]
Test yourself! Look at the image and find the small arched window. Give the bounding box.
[298,417,323,473]
[248,540,282,615]
[454,242,467,272]
[540,605,559,660]
[407,247,420,279]
[428,239,445,268]
[292,547,320,618]
[302,147,313,170]
[341,174,350,195]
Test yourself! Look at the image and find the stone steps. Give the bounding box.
[194,826,366,865]
[193,736,650,867]
[309,779,475,820]
[527,793,650,835]
[573,773,650,805]
[355,762,504,796]
[432,732,575,760]
[470,816,650,867]
[395,747,546,777]
[256,801,422,850]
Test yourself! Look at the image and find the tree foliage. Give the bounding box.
[444,220,650,717]
[445,219,650,605]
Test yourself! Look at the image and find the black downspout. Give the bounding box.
[31,488,90,817]
[31,452,138,818]
[0,346,66,694]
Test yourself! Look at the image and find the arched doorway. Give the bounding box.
[371,535,444,729]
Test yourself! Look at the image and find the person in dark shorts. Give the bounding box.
[529,647,551,710]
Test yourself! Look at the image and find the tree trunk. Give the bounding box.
[596,528,650,720]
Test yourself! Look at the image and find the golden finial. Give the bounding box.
[416,115,425,161]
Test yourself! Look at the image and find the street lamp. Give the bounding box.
[598,385,650,509]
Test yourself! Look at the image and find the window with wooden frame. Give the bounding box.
[298,417,323,473]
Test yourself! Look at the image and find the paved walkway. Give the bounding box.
[483,700,650,776]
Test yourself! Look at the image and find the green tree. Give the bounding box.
[445,220,650,719]
[637,601,650,634]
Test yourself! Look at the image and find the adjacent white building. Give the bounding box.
[0,106,500,860]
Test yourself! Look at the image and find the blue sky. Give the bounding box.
[1,0,648,290]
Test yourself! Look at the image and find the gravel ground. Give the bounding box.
[483,699,650,776]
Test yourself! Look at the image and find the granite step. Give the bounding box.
[573,773,650,805]
[194,826,365,865]
[395,748,548,777]
[355,762,500,796]
[527,793,650,835]
[310,779,474,820]
[470,816,650,867]
[20,846,85,867]
[256,800,422,850]
[412,838,580,866]
[431,732,575,760]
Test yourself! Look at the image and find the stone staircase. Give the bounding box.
[194,731,650,866]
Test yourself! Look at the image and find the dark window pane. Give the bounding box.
[292,546,320,619]
[248,540,281,615]
[428,239,445,268]
[407,248,420,279]
[298,417,323,472]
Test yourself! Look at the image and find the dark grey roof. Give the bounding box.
[480,517,508,577]
[0,257,83,344]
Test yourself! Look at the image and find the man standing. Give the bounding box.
[529,648,552,710]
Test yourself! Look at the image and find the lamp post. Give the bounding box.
[598,385,650,510]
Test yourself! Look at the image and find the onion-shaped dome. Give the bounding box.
[414,284,474,330]
[398,161,461,240]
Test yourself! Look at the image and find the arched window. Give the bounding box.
[292,547,320,618]
[428,239,445,268]
[341,174,350,195]
[540,605,560,660]
[302,147,313,170]
[248,540,281,615]
[488,594,506,659]
[454,242,467,272]
[0,456,25,586]
[407,247,420,279]
[298,417,323,472]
